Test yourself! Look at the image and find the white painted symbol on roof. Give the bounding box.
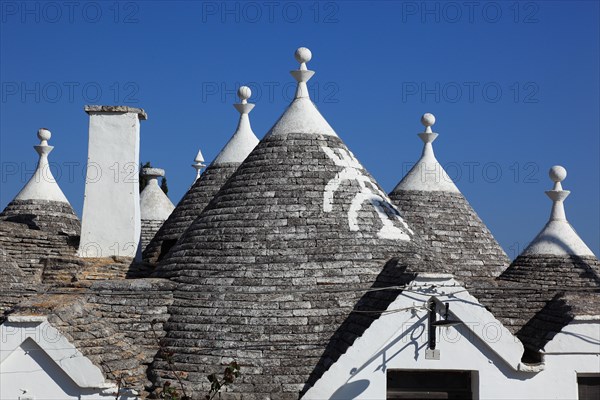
[321,147,412,240]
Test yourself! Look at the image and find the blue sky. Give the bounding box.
[1,0,598,258]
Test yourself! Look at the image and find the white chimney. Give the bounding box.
[78,105,147,258]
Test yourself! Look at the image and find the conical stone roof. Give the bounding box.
[389,114,509,280]
[150,48,439,398]
[142,87,260,263]
[0,129,80,236]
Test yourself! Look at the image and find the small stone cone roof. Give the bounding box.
[474,167,599,355]
[389,114,509,280]
[475,251,600,355]
[150,48,439,397]
[142,88,259,264]
[0,129,80,235]
[140,168,175,221]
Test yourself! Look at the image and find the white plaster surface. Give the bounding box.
[78,111,142,258]
[321,146,412,240]
[393,132,460,193]
[522,219,595,256]
[266,97,337,137]
[0,320,118,399]
[544,321,600,354]
[303,275,598,400]
[140,177,174,221]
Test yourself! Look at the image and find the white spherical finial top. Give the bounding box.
[238,86,252,101]
[549,165,567,183]
[295,47,312,64]
[37,128,51,142]
[421,113,436,128]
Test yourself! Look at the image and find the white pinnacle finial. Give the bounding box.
[194,149,205,164]
[14,128,69,202]
[212,84,260,165]
[290,47,315,99]
[192,148,206,181]
[418,113,438,146]
[393,113,459,193]
[546,165,570,221]
[522,165,594,256]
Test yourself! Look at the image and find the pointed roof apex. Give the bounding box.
[392,113,459,193]
[212,85,260,166]
[522,166,595,257]
[290,47,315,99]
[13,128,69,203]
[267,48,336,137]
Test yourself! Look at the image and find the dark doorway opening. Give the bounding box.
[387,370,473,400]
[578,375,600,400]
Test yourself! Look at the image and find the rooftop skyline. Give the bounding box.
[1,0,598,257]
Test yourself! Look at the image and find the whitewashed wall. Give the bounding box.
[304,276,600,400]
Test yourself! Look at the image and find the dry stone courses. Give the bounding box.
[0,199,81,236]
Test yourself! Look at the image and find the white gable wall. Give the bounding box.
[0,338,108,399]
[304,276,600,400]
[0,317,124,399]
